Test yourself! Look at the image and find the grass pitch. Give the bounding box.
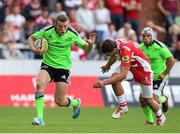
[0,107,180,133]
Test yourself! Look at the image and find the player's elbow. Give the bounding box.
[115,72,127,83]
[172,57,176,65]
[168,56,176,66]
[121,72,128,80]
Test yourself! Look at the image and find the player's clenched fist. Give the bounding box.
[101,65,111,73]
[93,80,105,88]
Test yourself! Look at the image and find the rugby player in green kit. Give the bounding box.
[140,27,175,125]
[28,14,96,126]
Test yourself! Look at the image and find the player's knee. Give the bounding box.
[54,97,65,107]
[36,81,44,91]
[111,74,120,86]
[144,98,153,105]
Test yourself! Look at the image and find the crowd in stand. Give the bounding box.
[0,0,180,60]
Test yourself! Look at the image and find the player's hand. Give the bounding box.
[101,65,111,73]
[32,46,45,55]
[87,33,97,44]
[93,80,105,88]
[158,73,166,80]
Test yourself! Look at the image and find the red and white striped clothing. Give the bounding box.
[115,38,152,85]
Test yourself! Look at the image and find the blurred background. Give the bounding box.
[0,0,180,108]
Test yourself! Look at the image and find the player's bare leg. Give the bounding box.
[140,84,166,126]
[153,93,169,113]
[55,82,81,119]
[111,73,128,119]
[32,70,51,126]
[154,89,169,113]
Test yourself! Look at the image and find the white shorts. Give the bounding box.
[140,84,153,98]
[114,67,134,82]
[114,67,153,98]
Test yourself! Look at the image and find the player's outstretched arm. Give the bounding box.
[93,66,129,88]
[101,56,117,73]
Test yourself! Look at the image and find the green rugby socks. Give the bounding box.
[143,106,155,123]
[35,92,44,120]
[70,99,79,108]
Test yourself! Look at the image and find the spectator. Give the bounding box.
[35,7,53,30]
[17,0,31,10]
[94,0,111,45]
[158,0,178,30]
[117,22,135,39]
[5,4,26,42]
[21,20,36,59]
[123,0,142,36]
[167,24,180,48]
[76,0,95,33]
[0,27,5,59]
[1,22,24,59]
[94,0,111,59]
[22,0,41,21]
[173,33,180,60]
[102,23,117,41]
[106,0,124,30]
[46,0,60,12]
[68,9,80,30]
[0,1,8,26]
[23,20,36,40]
[49,2,66,23]
[128,30,138,42]
[64,0,82,11]
[87,0,97,11]
[145,20,166,40]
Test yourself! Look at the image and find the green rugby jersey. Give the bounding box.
[32,25,86,70]
[140,40,172,80]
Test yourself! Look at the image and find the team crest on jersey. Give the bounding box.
[122,56,129,63]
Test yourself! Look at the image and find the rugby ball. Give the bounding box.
[34,38,48,53]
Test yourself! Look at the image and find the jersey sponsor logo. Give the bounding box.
[122,56,129,63]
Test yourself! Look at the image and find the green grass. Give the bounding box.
[0,107,180,133]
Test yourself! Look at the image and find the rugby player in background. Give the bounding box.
[140,27,175,124]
